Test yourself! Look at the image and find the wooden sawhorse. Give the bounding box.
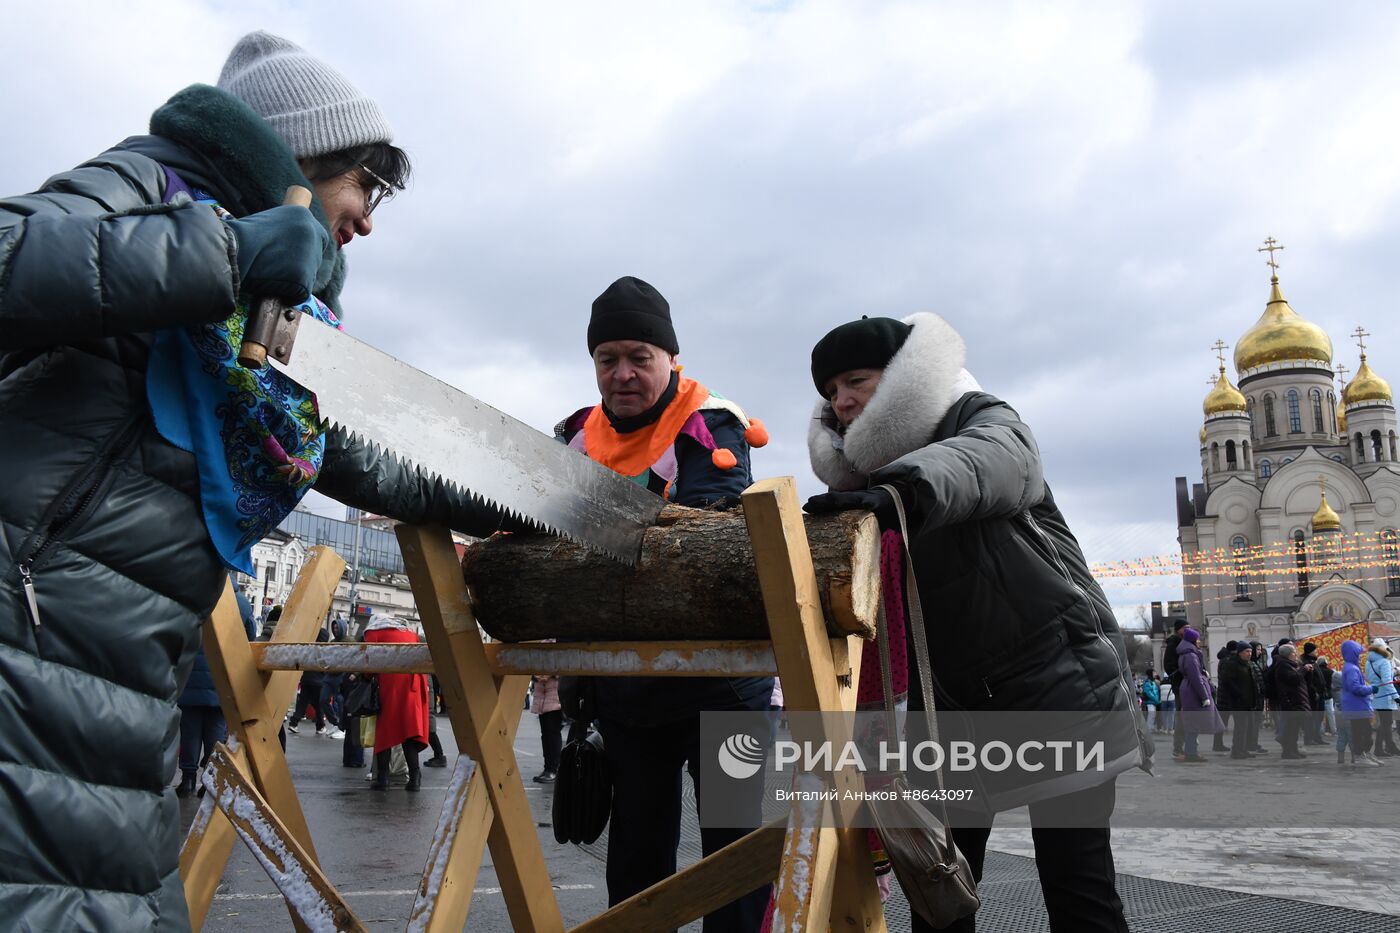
[180,477,887,931]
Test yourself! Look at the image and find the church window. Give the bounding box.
[1242,441,1251,467]
[1286,390,1302,433]
[1327,391,1336,431]
[1385,529,1400,597]
[1210,443,1219,472]
[1259,460,1272,479]
[1264,395,1278,436]
[1232,535,1250,600]
[1373,430,1385,462]
[1226,440,1237,468]
[1356,433,1366,462]
[1332,455,1345,463]
[1311,389,1324,432]
[1294,530,1309,595]
[1247,398,1257,439]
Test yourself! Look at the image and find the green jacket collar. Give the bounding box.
[148,83,345,310]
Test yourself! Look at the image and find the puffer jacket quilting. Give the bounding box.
[0,136,505,929]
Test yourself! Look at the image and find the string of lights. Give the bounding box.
[1090,529,1400,578]
[1095,568,1400,610]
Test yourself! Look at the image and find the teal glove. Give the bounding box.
[227,205,329,303]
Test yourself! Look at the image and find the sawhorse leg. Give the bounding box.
[180,547,346,930]
[406,674,530,933]
[200,744,368,931]
[744,477,887,932]
[398,524,565,933]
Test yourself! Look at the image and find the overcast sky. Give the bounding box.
[9,1,1400,613]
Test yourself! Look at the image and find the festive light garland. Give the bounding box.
[1090,529,1400,579]
[1095,568,1400,611]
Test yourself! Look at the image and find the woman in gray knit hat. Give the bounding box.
[0,31,506,931]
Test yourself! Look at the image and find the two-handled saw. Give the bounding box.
[239,189,664,564]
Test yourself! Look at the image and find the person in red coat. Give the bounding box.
[365,614,431,791]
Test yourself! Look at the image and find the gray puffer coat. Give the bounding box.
[809,312,1151,815]
[0,87,503,931]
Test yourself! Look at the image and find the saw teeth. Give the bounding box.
[287,334,652,565]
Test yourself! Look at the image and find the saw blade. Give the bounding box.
[271,324,664,564]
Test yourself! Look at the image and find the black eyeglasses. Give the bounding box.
[358,162,396,216]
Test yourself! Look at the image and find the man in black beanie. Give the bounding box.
[587,275,679,358]
[556,275,773,931]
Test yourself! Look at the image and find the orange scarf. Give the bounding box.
[582,376,710,477]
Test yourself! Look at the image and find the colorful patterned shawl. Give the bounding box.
[147,188,335,574]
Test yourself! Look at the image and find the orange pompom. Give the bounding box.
[712,448,738,471]
[744,418,770,448]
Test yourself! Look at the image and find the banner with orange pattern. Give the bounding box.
[1299,621,1370,667]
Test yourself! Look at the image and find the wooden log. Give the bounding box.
[461,504,878,642]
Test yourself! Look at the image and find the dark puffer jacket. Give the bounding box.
[1217,653,1258,712]
[0,88,503,931]
[809,312,1149,813]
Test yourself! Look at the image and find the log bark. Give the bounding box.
[461,505,879,642]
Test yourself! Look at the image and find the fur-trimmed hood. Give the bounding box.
[808,312,981,491]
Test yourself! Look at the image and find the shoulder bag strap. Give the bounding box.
[874,485,961,854]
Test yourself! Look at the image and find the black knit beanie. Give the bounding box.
[587,276,679,355]
[810,316,913,396]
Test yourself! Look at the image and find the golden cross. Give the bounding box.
[1352,325,1371,356]
[1211,339,1229,369]
[1318,475,1329,499]
[1335,363,1350,385]
[1257,237,1285,275]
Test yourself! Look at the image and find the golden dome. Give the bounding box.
[1342,355,1392,404]
[1337,399,1347,432]
[1234,278,1333,372]
[1199,425,1207,445]
[1311,486,1342,533]
[1203,367,1247,415]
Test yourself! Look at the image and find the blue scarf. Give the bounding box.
[147,176,337,574]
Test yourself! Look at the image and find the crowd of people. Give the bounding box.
[1139,621,1400,766]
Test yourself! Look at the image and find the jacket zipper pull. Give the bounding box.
[982,677,993,698]
[19,562,41,629]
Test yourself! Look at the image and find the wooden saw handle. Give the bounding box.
[237,185,315,369]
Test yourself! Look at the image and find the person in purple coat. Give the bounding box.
[1176,627,1224,762]
[1339,640,1382,767]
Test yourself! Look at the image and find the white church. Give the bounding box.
[1175,242,1400,652]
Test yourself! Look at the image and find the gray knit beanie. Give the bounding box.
[217,30,392,159]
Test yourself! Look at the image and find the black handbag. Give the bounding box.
[552,720,611,845]
[865,485,981,928]
[343,675,381,718]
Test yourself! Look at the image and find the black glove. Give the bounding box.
[803,487,897,526]
[227,205,329,303]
